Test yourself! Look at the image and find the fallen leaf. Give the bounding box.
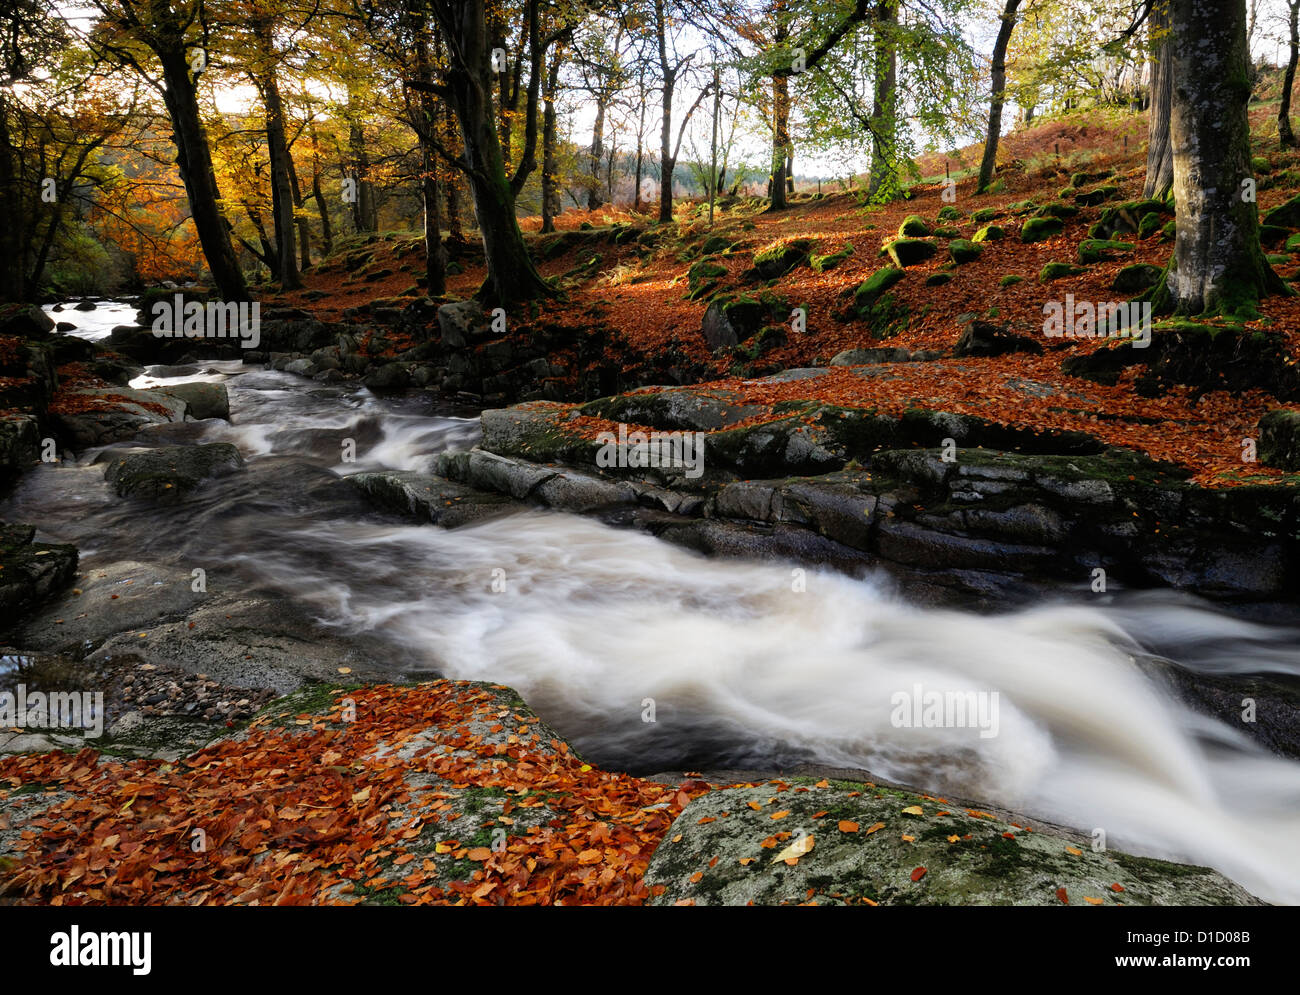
[770,834,814,864]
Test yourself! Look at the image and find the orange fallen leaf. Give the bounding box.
[838,821,859,833]
[910,866,927,882]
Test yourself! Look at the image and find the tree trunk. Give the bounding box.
[156,47,250,301]
[1280,1,1299,147]
[1144,0,1175,198]
[976,0,1021,194]
[288,156,311,270]
[308,122,334,258]
[769,71,791,210]
[588,98,606,210]
[413,7,447,295]
[1157,0,1287,316]
[432,0,550,304]
[254,22,300,289]
[868,0,898,198]
[541,43,563,233]
[0,95,27,301]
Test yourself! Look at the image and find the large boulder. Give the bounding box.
[954,320,1043,357]
[437,300,493,349]
[149,381,230,420]
[51,387,188,448]
[0,303,55,339]
[100,443,245,504]
[645,780,1260,906]
[0,414,41,487]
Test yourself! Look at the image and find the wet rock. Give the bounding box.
[52,386,189,448]
[0,521,78,632]
[101,443,245,503]
[954,320,1043,358]
[0,303,55,339]
[149,381,230,420]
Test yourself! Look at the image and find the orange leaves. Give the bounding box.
[910,867,927,882]
[0,682,712,908]
[769,810,790,821]
[863,822,885,836]
[838,821,859,833]
[1056,887,1069,904]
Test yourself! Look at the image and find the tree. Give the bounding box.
[976,0,1022,194]
[867,0,897,197]
[1154,0,1287,316]
[81,0,251,302]
[651,0,708,223]
[424,0,553,303]
[1280,0,1299,147]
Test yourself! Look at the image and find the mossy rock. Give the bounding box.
[854,267,906,310]
[881,238,938,267]
[925,272,953,287]
[1266,253,1291,266]
[810,244,854,273]
[1134,322,1299,398]
[1262,194,1300,229]
[1006,199,1038,215]
[1040,261,1084,282]
[1111,263,1164,293]
[937,205,963,221]
[999,274,1024,288]
[972,224,1005,243]
[1075,184,1121,207]
[1020,216,1063,243]
[1034,201,1080,220]
[1286,233,1300,253]
[1251,155,1272,174]
[1137,212,1164,239]
[932,226,962,239]
[949,239,983,264]
[1077,239,1134,264]
[898,214,933,237]
[688,259,728,288]
[1070,168,1114,188]
[1259,224,1291,248]
[700,234,732,255]
[1160,220,1176,242]
[970,207,999,223]
[1258,409,1300,469]
[753,239,812,279]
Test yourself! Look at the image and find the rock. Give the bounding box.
[345,470,517,526]
[52,387,189,448]
[701,301,739,349]
[831,347,917,365]
[854,267,906,309]
[150,381,230,420]
[898,214,932,237]
[363,363,411,391]
[437,300,490,349]
[101,443,245,504]
[55,321,76,331]
[752,239,811,279]
[0,413,41,486]
[645,781,1260,906]
[0,303,55,339]
[73,301,97,311]
[948,239,983,264]
[925,272,953,286]
[1258,409,1300,469]
[972,224,1005,242]
[1020,216,1063,242]
[1040,261,1084,282]
[1034,201,1080,219]
[954,320,1043,357]
[0,521,78,631]
[1077,238,1134,264]
[881,238,937,267]
[1074,184,1120,206]
[1263,194,1300,229]
[1111,263,1164,293]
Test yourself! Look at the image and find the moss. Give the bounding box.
[1020,216,1063,242]
[972,224,1005,242]
[880,238,937,267]
[854,266,906,310]
[948,239,983,264]
[1035,201,1080,220]
[898,214,933,237]
[1040,261,1084,282]
[970,207,999,223]
[1077,238,1134,264]
[999,274,1023,288]
[809,244,854,272]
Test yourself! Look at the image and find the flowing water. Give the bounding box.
[9,310,1300,903]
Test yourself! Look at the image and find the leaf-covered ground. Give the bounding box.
[0,681,719,905]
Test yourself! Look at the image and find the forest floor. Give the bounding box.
[267,103,1300,489]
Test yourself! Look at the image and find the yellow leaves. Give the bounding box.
[1083,896,1104,905]
[901,834,916,843]
[1065,846,1082,856]
[351,786,371,805]
[738,857,755,866]
[771,834,814,865]
[901,805,924,816]
[947,835,961,843]
[434,842,455,854]
[864,822,885,836]
[336,667,352,675]
[746,801,762,811]
[769,810,790,821]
